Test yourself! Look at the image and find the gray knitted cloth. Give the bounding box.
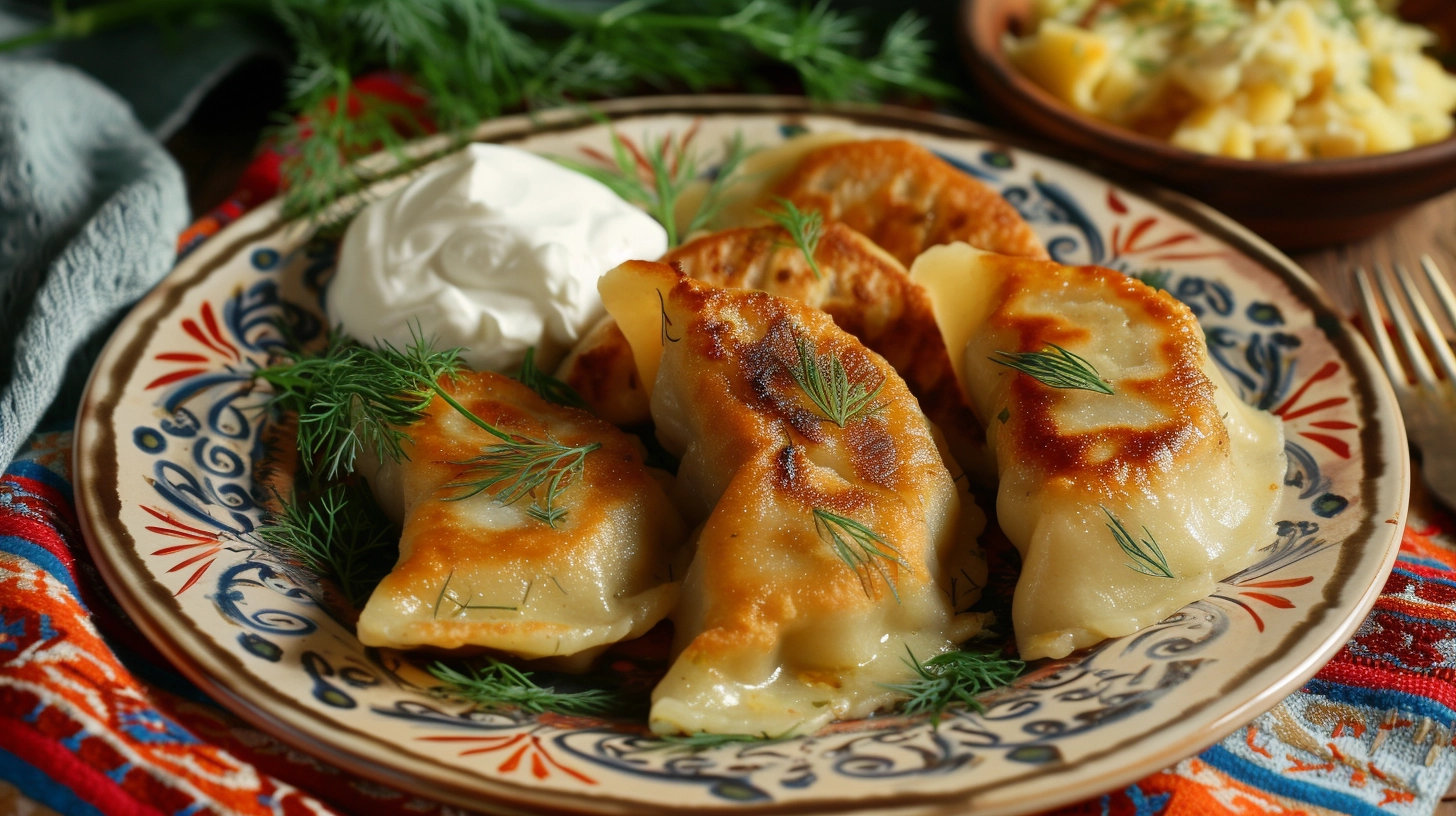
[0,60,188,469]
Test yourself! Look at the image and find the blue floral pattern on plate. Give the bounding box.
[79,109,1398,814]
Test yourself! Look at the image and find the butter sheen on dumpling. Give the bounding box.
[599,260,987,736]
[912,243,1285,661]
[355,370,687,666]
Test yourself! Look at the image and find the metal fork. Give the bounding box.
[1355,255,1456,510]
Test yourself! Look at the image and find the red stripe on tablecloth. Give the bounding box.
[0,715,160,816]
[1318,658,1456,710]
[0,475,79,582]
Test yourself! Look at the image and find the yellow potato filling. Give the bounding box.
[1008,0,1456,159]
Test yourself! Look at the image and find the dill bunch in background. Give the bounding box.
[0,0,957,221]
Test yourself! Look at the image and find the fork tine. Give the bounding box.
[1356,266,1408,386]
[1394,260,1456,386]
[1420,255,1456,335]
[1373,262,1439,389]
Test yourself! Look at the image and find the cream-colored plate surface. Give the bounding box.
[74,97,1407,815]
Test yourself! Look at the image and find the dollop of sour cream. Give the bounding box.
[327,143,667,371]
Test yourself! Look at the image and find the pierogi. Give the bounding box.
[740,138,1048,265]
[597,260,987,736]
[355,370,687,665]
[556,222,990,476]
[911,243,1286,661]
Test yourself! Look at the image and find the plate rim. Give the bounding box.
[72,94,1411,815]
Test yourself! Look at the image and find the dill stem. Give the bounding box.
[0,0,736,53]
[421,379,517,445]
[495,0,744,34]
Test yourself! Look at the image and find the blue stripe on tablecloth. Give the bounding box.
[0,535,81,599]
[1202,743,1394,816]
[1302,677,1456,723]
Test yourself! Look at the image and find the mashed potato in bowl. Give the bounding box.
[1007,0,1456,159]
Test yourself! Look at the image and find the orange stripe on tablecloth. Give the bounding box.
[1142,757,1335,816]
[1373,595,1456,623]
[1398,526,1456,569]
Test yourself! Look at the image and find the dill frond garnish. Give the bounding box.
[516,347,589,410]
[427,657,622,716]
[256,482,398,608]
[441,432,599,528]
[258,330,597,526]
[431,569,519,619]
[760,197,825,280]
[881,647,1025,724]
[2,2,954,224]
[393,366,598,528]
[813,507,905,603]
[990,344,1114,395]
[255,330,463,480]
[556,128,748,246]
[788,334,885,427]
[1102,507,1174,578]
[683,132,750,237]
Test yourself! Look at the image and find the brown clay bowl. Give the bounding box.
[961,0,1456,250]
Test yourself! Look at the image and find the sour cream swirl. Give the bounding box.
[327,143,667,371]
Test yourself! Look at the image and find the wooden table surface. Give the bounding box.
[1294,190,1456,330]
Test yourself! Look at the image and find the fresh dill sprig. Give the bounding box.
[760,197,825,280]
[431,569,518,618]
[1102,507,1174,578]
[788,334,885,427]
[881,646,1025,724]
[256,482,399,608]
[255,329,463,480]
[402,359,598,528]
[649,731,793,752]
[682,132,750,237]
[991,344,1114,395]
[258,330,598,525]
[813,507,905,603]
[271,68,430,223]
[556,127,748,246]
[516,346,589,410]
[0,2,954,224]
[427,657,623,716]
[441,433,599,528]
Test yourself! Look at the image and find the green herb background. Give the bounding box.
[0,0,980,221]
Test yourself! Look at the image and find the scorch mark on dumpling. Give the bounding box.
[598,260,987,736]
[557,221,993,478]
[912,243,1285,661]
[763,139,1048,265]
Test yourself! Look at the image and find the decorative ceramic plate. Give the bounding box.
[74,97,1408,815]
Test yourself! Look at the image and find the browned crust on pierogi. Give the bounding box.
[770,139,1048,265]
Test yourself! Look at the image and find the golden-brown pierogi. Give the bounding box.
[766,139,1048,265]
[556,222,990,475]
[598,260,985,736]
[356,371,686,664]
[913,243,1285,661]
